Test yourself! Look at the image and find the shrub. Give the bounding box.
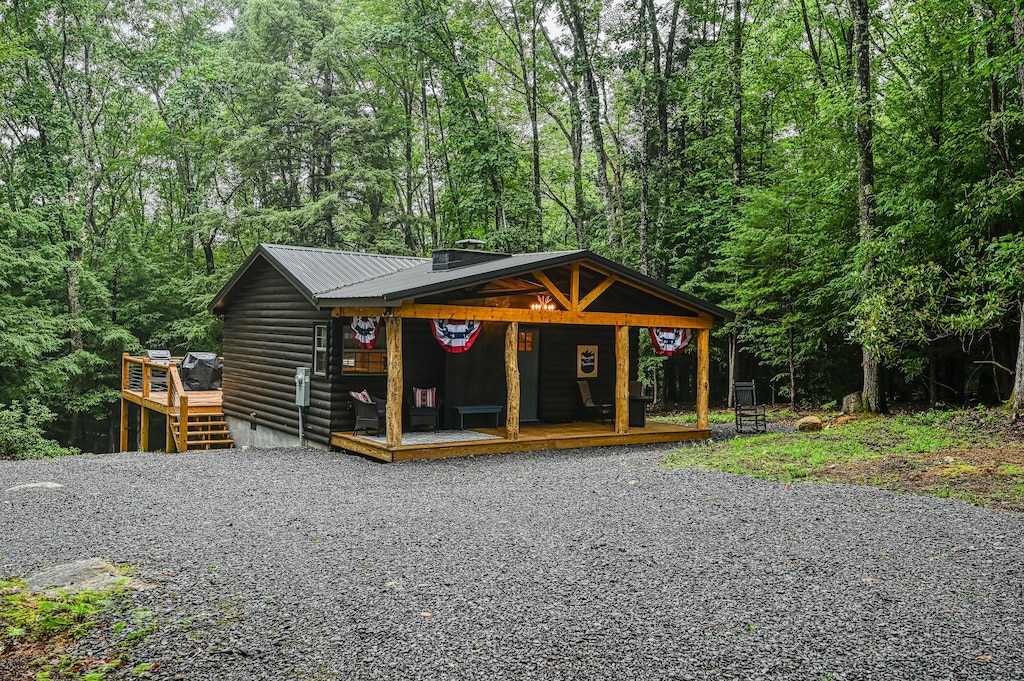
[0,400,78,460]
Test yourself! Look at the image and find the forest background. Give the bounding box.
[2,0,1024,453]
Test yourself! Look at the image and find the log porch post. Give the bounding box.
[615,325,629,434]
[119,399,128,452]
[386,315,403,449]
[140,407,150,452]
[505,322,520,441]
[696,328,710,430]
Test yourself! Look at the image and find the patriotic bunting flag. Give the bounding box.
[350,316,382,349]
[649,327,692,356]
[431,319,483,353]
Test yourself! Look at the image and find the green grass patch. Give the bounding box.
[665,411,1024,510]
[656,412,737,425]
[1,577,156,680]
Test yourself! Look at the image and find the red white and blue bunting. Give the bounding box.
[350,316,382,349]
[649,327,692,356]
[431,319,483,354]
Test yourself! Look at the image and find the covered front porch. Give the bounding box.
[321,250,729,461]
[331,420,708,463]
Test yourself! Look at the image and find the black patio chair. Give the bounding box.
[734,381,767,433]
[578,379,614,424]
[408,386,441,431]
[351,390,386,435]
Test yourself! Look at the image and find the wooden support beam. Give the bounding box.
[178,395,189,452]
[531,271,572,311]
[165,412,174,453]
[141,360,151,398]
[615,325,629,434]
[386,315,403,449]
[578,275,617,311]
[140,405,150,452]
[394,303,712,329]
[333,307,387,318]
[119,399,128,452]
[696,328,710,430]
[505,322,520,441]
[570,264,580,310]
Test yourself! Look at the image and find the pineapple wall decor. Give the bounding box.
[577,345,598,378]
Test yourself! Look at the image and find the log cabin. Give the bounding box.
[123,243,732,462]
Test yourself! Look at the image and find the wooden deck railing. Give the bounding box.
[167,360,189,452]
[120,353,196,452]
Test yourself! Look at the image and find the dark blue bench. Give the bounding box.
[451,405,503,430]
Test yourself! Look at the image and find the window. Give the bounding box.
[342,323,388,374]
[518,331,534,352]
[313,325,328,376]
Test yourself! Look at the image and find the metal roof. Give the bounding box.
[210,243,733,321]
[208,244,428,312]
[316,250,583,304]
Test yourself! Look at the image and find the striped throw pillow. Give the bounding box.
[412,387,436,408]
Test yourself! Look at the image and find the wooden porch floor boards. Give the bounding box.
[331,421,709,463]
[122,388,224,414]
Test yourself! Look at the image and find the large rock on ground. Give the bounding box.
[23,558,128,595]
[841,391,863,414]
[796,415,823,432]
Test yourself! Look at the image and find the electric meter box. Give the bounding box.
[294,367,311,407]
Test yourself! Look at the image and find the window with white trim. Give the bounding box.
[313,324,328,376]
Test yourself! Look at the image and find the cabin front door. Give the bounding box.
[518,326,540,421]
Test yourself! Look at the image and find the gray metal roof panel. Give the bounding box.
[315,250,584,303]
[208,243,428,313]
[262,244,428,296]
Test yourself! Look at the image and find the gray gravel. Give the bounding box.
[3,433,1024,680]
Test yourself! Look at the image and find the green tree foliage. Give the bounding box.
[3,0,1024,450]
[0,400,79,460]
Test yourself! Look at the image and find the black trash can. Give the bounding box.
[180,352,223,391]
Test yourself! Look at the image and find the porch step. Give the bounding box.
[169,413,234,452]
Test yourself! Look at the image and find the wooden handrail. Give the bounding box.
[167,363,189,452]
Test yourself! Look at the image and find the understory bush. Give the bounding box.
[0,400,78,460]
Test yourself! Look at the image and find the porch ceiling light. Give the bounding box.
[531,293,557,311]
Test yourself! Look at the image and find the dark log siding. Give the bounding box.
[221,260,335,445]
[443,323,509,424]
[537,325,616,422]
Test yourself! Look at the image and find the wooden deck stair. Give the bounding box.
[169,412,234,451]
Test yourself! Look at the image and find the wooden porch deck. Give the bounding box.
[121,389,224,414]
[120,353,233,452]
[331,421,709,462]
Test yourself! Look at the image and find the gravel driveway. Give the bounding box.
[3,439,1023,680]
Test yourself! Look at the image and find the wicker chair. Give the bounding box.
[351,391,386,435]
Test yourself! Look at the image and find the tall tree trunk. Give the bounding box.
[637,0,652,275]
[788,327,797,409]
[561,0,617,246]
[731,0,743,189]
[1013,301,1024,419]
[420,67,438,249]
[849,0,881,412]
[528,0,543,250]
